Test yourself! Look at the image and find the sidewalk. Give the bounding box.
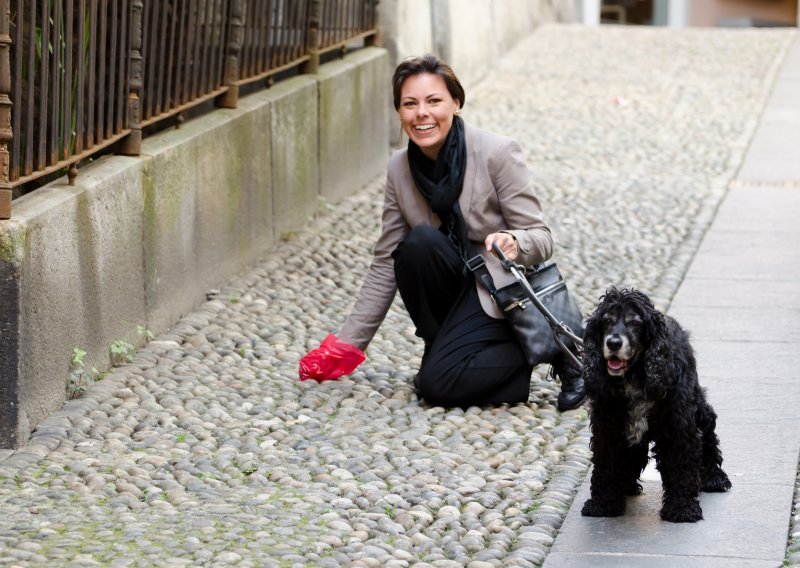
[543,34,800,568]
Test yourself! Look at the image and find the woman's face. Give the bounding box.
[398,72,460,160]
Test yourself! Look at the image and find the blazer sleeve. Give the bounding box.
[489,137,553,266]
[338,168,410,351]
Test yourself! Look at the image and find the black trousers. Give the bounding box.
[392,225,533,407]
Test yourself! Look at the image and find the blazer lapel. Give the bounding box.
[459,125,479,235]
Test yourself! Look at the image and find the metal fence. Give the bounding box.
[0,0,379,219]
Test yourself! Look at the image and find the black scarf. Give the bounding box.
[407,116,469,261]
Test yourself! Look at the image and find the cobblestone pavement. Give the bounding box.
[0,25,795,568]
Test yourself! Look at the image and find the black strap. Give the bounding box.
[465,254,498,296]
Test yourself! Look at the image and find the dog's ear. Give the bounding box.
[642,305,672,397]
[581,309,608,398]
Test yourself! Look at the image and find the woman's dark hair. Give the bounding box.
[391,54,466,111]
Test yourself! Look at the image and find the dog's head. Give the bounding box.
[582,287,671,397]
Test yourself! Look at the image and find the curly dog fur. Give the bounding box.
[580,287,731,523]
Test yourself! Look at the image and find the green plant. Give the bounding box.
[137,325,154,342]
[68,347,99,399]
[109,340,135,367]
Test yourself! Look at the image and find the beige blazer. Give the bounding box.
[339,123,553,350]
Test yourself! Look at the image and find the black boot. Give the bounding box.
[553,353,586,411]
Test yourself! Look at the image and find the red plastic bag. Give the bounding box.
[298,334,366,382]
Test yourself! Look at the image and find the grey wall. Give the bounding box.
[0,48,389,448]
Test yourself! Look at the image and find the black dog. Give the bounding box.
[580,287,731,523]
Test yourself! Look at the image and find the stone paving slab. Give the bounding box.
[671,279,800,309]
[543,553,779,568]
[547,476,785,559]
[737,36,800,182]
[711,184,800,231]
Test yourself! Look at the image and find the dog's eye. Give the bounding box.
[625,314,643,328]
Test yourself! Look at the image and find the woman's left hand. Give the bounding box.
[485,232,518,261]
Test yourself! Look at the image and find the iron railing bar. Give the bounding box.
[51,0,61,164]
[143,0,156,119]
[209,0,219,88]
[86,0,96,148]
[96,0,106,147]
[115,0,128,131]
[270,1,281,67]
[106,0,117,139]
[294,0,305,60]
[174,0,188,106]
[23,0,34,175]
[75,0,85,154]
[211,0,224,88]
[190,0,202,100]
[37,0,49,170]
[165,0,178,110]
[198,0,209,93]
[218,0,230,87]
[63,0,74,160]
[266,0,275,75]
[252,1,264,76]
[11,0,22,180]
[156,0,169,115]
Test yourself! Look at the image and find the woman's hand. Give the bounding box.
[485,232,518,261]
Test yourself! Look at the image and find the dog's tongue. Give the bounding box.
[608,359,626,371]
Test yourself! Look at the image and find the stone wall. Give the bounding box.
[0,48,389,448]
[378,0,579,90]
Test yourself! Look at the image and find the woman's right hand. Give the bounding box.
[485,232,518,261]
[299,334,366,382]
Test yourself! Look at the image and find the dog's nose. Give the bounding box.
[606,335,623,352]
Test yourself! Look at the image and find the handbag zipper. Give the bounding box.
[503,280,564,312]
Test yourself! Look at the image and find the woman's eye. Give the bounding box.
[402,101,416,108]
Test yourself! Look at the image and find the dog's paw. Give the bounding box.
[660,499,703,523]
[581,498,625,517]
[702,468,732,493]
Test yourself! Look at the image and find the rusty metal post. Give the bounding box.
[218,0,245,108]
[303,0,321,74]
[368,0,381,47]
[0,0,12,218]
[121,0,143,156]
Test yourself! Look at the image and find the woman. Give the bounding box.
[299,55,585,411]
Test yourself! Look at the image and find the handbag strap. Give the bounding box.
[465,254,498,296]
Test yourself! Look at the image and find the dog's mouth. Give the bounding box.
[606,356,629,376]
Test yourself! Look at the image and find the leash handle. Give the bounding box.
[491,242,526,274]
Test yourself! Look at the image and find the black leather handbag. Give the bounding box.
[467,250,584,368]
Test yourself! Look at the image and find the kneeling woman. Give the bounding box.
[300,54,585,411]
